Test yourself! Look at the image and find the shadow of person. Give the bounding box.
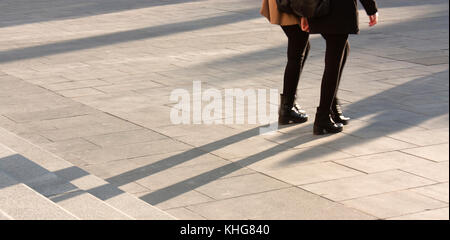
[137,70,448,205]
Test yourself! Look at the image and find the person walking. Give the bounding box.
[260,0,310,125]
[301,0,379,135]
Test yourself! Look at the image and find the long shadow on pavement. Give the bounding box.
[91,70,448,205]
[0,0,206,28]
[0,7,260,64]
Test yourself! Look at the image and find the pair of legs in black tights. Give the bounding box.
[278,25,310,125]
[281,25,310,100]
[319,33,349,113]
[280,25,350,132]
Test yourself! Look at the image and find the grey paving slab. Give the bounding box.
[411,182,449,203]
[401,144,449,162]
[388,207,449,220]
[342,119,427,139]
[94,81,164,93]
[196,173,290,200]
[301,170,436,201]
[342,190,448,219]
[41,138,100,154]
[15,114,124,134]
[43,79,110,91]
[166,124,244,141]
[402,161,449,183]
[243,146,353,172]
[387,128,449,147]
[203,137,291,160]
[395,93,449,109]
[263,130,350,149]
[39,121,141,141]
[263,162,364,186]
[4,105,97,123]
[65,138,193,165]
[385,50,448,61]
[411,116,449,131]
[137,190,215,210]
[335,151,435,173]
[118,182,151,195]
[16,133,55,145]
[165,207,208,220]
[404,56,449,66]
[135,160,255,191]
[187,187,375,220]
[107,107,177,128]
[83,129,167,147]
[400,102,449,117]
[128,150,235,171]
[324,136,417,156]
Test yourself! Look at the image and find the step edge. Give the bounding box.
[0,126,177,220]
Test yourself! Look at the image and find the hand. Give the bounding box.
[369,13,378,27]
[301,17,309,32]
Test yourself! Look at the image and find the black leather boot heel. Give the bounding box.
[331,99,350,125]
[313,108,343,135]
[278,94,308,125]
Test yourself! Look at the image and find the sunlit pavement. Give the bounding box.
[0,0,448,220]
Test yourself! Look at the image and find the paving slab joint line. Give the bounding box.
[296,166,440,189]
[399,150,446,163]
[329,149,405,162]
[2,112,92,124]
[202,185,295,203]
[313,181,447,204]
[342,131,423,148]
[335,201,381,220]
[291,185,381,219]
[181,207,211,220]
[331,161,370,175]
[397,169,442,184]
[412,189,450,205]
[98,111,206,149]
[382,206,450,220]
[178,186,295,210]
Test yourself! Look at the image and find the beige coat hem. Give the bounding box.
[260,0,301,26]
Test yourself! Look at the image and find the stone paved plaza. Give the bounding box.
[0,0,448,220]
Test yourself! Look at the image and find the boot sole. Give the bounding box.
[279,117,308,125]
[332,116,350,126]
[313,125,343,135]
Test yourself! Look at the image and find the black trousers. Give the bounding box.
[281,25,350,112]
[319,33,350,112]
[281,25,310,103]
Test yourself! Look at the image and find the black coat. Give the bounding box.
[309,0,378,34]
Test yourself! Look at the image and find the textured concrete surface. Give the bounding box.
[0,127,176,220]
[0,0,448,219]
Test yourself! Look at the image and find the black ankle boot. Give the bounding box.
[331,99,350,125]
[278,94,308,125]
[313,108,343,135]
